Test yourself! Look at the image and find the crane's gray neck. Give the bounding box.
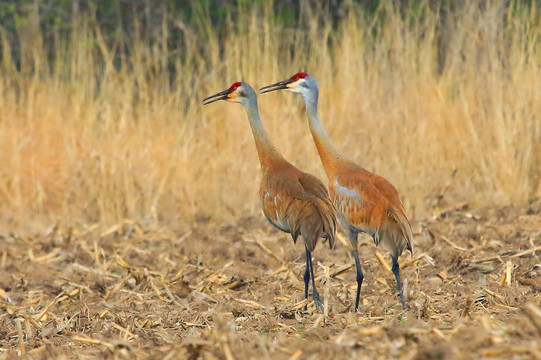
[243,98,283,168]
[303,90,343,172]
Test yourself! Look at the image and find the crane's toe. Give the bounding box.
[313,290,324,313]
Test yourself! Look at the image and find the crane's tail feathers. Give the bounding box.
[379,208,413,259]
[296,196,337,252]
[312,197,337,250]
[394,208,413,253]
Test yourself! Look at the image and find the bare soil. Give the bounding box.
[1,202,541,359]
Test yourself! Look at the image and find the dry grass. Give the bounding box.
[0,201,540,359]
[0,1,539,232]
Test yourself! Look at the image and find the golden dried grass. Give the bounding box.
[0,1,539,232]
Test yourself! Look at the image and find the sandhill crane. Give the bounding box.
[203,81,337,311]
[260,73,413,311]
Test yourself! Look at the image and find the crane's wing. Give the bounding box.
[260,171,305,235]
[383,206,413,254]
[295,171,330,200]
[370,173,413,254]
[332,173,413,258]
[296,171,337,248]
[331,175,383,237]
[260,167,337,249]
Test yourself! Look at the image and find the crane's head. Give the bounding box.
[259,72,318,97]
[202,81,257,106]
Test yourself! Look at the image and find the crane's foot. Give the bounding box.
[312,290,324,313]
[399,296,407,311]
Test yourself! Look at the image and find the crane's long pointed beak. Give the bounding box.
[202,89,230,105]
[259,79,289,94]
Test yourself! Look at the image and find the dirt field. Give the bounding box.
[0,201,540,359]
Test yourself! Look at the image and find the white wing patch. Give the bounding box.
[333,180,378,237]
[333,179,367,231]
[334,179,362,204]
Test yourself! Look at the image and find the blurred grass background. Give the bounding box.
[0,0,539,232]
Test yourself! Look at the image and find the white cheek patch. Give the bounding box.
[289,86,303,94]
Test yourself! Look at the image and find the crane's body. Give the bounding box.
[203,81,336,311]
[313,145,412,262]
[260,73,412,311]
[259,161,337,254]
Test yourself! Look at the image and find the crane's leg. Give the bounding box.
[352,249,364,312]
[348,230,364,312]
[303,249,310,301]
[307,250,324,312]
[391,256,407,310]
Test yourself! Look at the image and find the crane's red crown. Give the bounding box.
[290,72,307,82]
[229,82,242,92]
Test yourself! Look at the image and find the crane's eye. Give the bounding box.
[238,90,246,97]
